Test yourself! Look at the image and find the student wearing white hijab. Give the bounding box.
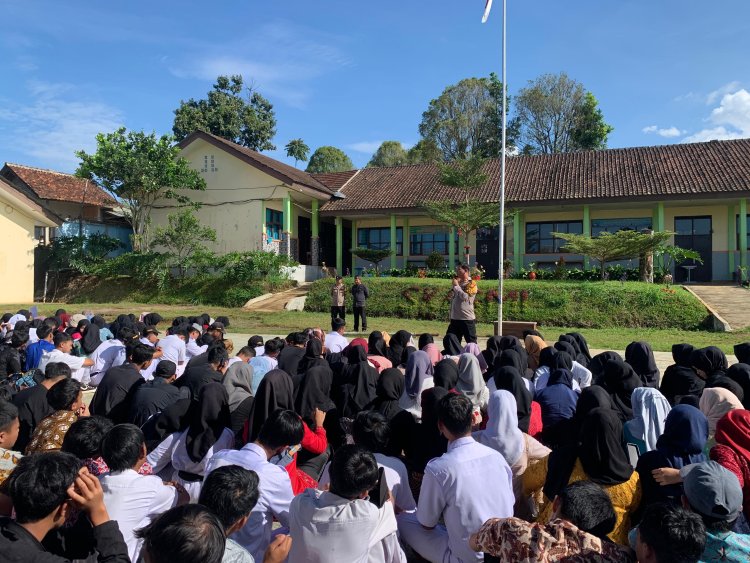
[623,387,671,463]
[456,353,489,411]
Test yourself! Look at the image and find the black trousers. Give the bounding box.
[353,306,367,331]
[447,319,477,344]
[331,306,345,321]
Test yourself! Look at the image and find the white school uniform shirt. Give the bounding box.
[139,337,158,380]
[158,334,187,377]
[37,348,87,382]
[206,443,294,563]
[533,361,591,394]
[318,453,417,514]
[147,427,234,502]
[417,437,514,563]
[324,331,349,353]
[89,339,127,385]
[288,489,406,563]
[186,338,207,360]
[99,469,179,562]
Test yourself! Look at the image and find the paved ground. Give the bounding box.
[687,283,750,330]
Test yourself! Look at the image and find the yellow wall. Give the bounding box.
[0,202,42,303]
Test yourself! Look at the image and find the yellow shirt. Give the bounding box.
[523,455,641,546]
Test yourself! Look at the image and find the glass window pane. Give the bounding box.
[540,239,554,253]
[539,224,553,238]
[568,221,583,234]
[693,218,711,235]
[675,218,692,235]
[527,239,539,253]
[526,224,540,239]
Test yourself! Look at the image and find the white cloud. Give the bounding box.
[706,81,742,105]
[642,125,683,138]
[346,141,384,154]
[168,21,352,109]
[682,88,750,144]
[0,81,123,172]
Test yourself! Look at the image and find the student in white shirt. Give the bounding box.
[288,444,406,563]
[398,393,515,563]
[89,327,139,385]
[205,409,303,563]
[99,424,186,562]
[324,317,349,353]
[158,326,188,375]
[186,324,207,360]
[38,332,93,383]
[199,465,293,563]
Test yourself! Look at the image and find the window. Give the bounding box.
[525,221,583,253]
[266,209,283,241]
[736,215,750,249]
[410,227,458,256]
[591,218,652,236]
[357,227,403,255]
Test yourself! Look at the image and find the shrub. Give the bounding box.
[426,251,446,270]
[219,251,297,283]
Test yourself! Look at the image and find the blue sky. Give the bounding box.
[1,0,749,172]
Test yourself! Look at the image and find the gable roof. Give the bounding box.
[179,131,334,196]
[310,170,359,191]
[2,163,115,206]
[0,176,61,226]
[321,138,750,214]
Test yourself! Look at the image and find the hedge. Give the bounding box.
[305,277,709,329]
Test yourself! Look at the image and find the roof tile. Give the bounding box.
[3,163,114,206]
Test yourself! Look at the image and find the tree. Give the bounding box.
[422,154,511,267]
[285,138,310,168]
[306,146,354,173]
[351,247,391,274]
[515,72,613,154]
[553,230,674,281]
[153,209,217,280]
[172,75,277,151]
[407,139,442,165]
[418,73,517,161]
[76,128,206,252]
[367,141,409,168]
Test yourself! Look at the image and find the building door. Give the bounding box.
[476,227,499,279]
[298,216,311,265]
[674,216,712,282]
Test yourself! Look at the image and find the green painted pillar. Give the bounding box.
[311,199,320,266]
[513,212,522,272]
[260,200,266,247]
[582,205,591,270]
[741,198,748,269]
[653,202,665,268]
[449,226,456,269]
[283,196,292,233]
[403,217,410,264]
[390,214,397,269]
[311,200,319,237]
[351,220,357,274]
[728,204,736,277]
[335,217,343,274]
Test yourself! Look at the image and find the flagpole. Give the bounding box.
[497,0,507,333]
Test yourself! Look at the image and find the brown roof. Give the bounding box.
[0,176,62,225]
[310,170,359,191]
[321,138,750,213]
[179,131,334,196]
[2,163,115,206]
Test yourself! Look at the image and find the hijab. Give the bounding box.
[462,342,488,372]
[297,339,328,374]
[691,346,728,379]
[493,366,532,432]
[143,397,191,452]
[433,359,459,390]
[589,351,623,383]
[554,341,577,361]
[538,347,558,370]
[567,333,592,363]
[368,331,389,358]
[456,353,485,407]
[558,335,587,367]
[715,409,750,463]
[418,333,434,350]
[672,344,695,367]
[727,363,750,409]
[660,344,704,406]
[411,387,449,472]
[223,362,253,411]
[401,346,417,367]
[348,338,369,354]
[142,313,163,327]
[294,365,335,425]
[484,336,505,369]
[625,341,660,387]
[498,349,524,376]
[389,330,412,365]
[423,343,442,366]
[185,383,230,462]
[442,333,462,356]
[525,335,548,371]
[655,405,708,469]
[374,368,405,421]
[603,359,643,422]
[79,319,102,355]
[473,390,525,466]
[341,345,378,415]
[405,350,434,398]
[578,407,634,485]
[734,343,750,365]
[245,369,294,443]
[699,387,743,436]
[625,387,671,452]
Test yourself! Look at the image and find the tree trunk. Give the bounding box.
[601,261,606,281]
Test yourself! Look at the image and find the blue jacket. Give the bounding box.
[24,339,54,371]
[536,369,579,427]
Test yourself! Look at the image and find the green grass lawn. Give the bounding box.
[7,302,749,353]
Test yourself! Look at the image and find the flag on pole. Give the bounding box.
[481,0,493,23]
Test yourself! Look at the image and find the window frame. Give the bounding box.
[409,227,458,256]
[357,227,403,255]
[525,220,583,254]
[265,209,283,241]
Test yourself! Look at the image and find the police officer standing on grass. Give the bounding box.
[350,275,369,333]
[331,276,346,323]
[447,263,478,344]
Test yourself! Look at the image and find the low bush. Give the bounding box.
[305,277,709,329]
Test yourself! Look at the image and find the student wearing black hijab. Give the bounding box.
[735,342,750,365]
[389,330,412,366]
[142,313,163,327]
[336,345,378,418]
[293,364,338,473]
[368,331,390,359]
[493,366,533,433]
[482,335,504,370]
[405,387,449,475]
[558,335,587,368]
[567,332,592,364]
[589,351,623,385]
[625,341,660,388]
[373,368,415,456]
[244,369,294,444]
[727,363,750,409]
[141,396,191,452]
[433,358,459,390]
[277,332,307,379]
[79,319,102,355]
[602,359,642,422]
[690,346,728,381]
[297,339,329,376]
[417,333,434,350]
[659,344,704,406]
[441,333,462,356]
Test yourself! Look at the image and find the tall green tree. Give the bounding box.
[407,139,443,165]
[153,209,217,280]
[285,138,310,168]
[367,141,409,167]
[418,73,517,161]
[515,72,613,154]
[172,75,277,151]
[76,127,206,251]
[306,146,354,173]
